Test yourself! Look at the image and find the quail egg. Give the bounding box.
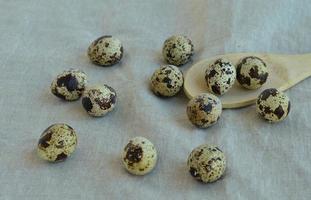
[205,58,236,95]
[37,123,77,162]
[122,137,157,176]
[51,69,87,101]
[237,56,269,89]
[256,88,290,122]
[162,35,194,66]
[187,144,226,183]
[150,65,184,97]
[82,85,117,117]
[186,93,222,128]
[88,35,123,66]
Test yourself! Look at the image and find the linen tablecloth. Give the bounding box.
[0,0,310,199]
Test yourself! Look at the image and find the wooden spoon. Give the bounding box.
[184,53,311,108]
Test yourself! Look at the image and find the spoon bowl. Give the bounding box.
[184,53,311,108]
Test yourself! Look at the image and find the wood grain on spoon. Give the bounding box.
[184,53,311,108]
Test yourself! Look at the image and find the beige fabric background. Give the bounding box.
[0,0,310,199]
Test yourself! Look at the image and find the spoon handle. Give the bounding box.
[273,53,311,91]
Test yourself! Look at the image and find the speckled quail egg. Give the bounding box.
[205,58,236,95]
[186,93,222,128]
[256,88,290,122]
[237,56,269,89]
[51,69,87,101]
[162,35,194,66]
[37,123,77,162]
[187,144,226,183]
[122,137,157,176]
[87,35,123,66]
[150,65,184,97]
[81,85,117,117]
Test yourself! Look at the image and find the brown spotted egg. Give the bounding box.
[186,93,222,128]
[88,35,123,66]
[37,123,77,162]
[237,56,269,89]
[187,144,226,183]
[150,65,183,97]
[256,88,290,122]
[51,69,87,101]
[122,137,157,176]
[162,35,194,66]
[205,58,236,95]
[82,85,117,117]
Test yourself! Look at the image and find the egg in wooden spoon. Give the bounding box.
[184,53,311,108]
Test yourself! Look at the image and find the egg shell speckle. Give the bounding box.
[162,35,194,66]
[50,69,87,101]
[187,144,226,183]
[82,85,117,117]
[187,93,222,128]
[256,88,290,122]
[122,137,157,176]
[88,35,123,66]
[37,123,77,162]
[205,58,236,95]
[150,65,184,97]
[237,56,269,89]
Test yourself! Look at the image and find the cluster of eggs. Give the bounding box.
[39,34,226,183]
[50,36,122,117]
[150,46,291,128]
[38,36,123,162]
[148,36,292,182]
[187,56,290,128]
[37,34,291,184]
